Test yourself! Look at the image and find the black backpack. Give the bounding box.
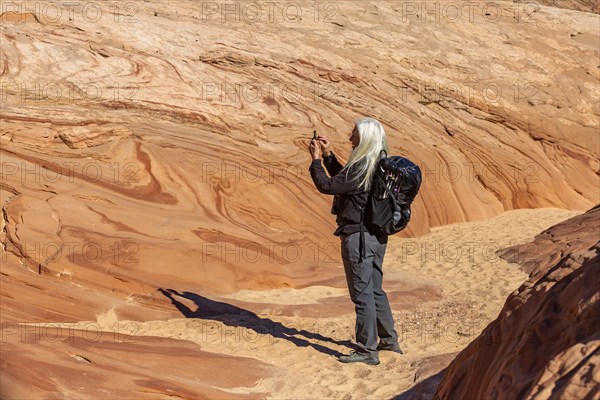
[363,151,422,236]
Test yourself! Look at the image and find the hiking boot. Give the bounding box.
[338,351,380,365]
[377,342,403,354]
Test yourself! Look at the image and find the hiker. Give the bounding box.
[308,117,403,366]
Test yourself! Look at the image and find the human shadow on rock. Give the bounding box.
[158,288,354,357]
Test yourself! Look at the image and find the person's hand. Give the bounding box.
[317,136,331,157]
[309,138,321,160]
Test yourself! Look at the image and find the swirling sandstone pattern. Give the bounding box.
[1,0,598,300]
[0,3,598,396]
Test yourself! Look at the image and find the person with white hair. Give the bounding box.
[308,117,403,365]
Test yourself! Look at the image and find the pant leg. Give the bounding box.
[341,232,378,355]
[370,235,399,346]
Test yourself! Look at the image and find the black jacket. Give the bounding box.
[309,152,372,237]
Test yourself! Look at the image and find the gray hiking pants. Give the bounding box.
[341,231,398,356]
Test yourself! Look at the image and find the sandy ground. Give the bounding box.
[30,207,583,399]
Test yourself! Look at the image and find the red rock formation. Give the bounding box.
[433,205,600,399]
[0,3,599,396]
[0,326,271,399]
[537,0,599,13]
[1,1,598,324]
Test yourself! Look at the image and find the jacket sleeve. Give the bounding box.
[323,152,344,176]
[308,159,359,195]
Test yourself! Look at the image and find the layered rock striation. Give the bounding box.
[434,205,600,399]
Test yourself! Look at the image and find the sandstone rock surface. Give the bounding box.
[1,0,598,321]
[434,205,600,400]
[0,0,599,398]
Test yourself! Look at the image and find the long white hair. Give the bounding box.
[342,117,389,191]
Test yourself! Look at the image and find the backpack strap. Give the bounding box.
[358,150,388,262]
[359,191,367,261]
